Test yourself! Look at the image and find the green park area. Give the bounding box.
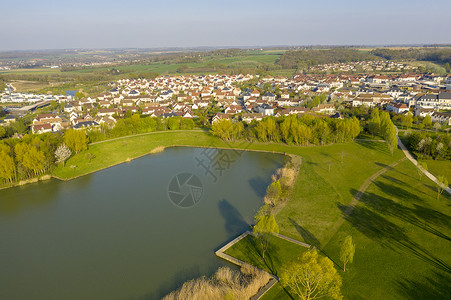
[52,130,450,299]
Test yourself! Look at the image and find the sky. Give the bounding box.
[1,0,450,51]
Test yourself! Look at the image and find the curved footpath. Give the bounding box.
[395,127,451,195]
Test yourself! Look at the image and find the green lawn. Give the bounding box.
[52,130,450,299]
[425,160,450,187]
[224,234,309,277]
[323,159,451,299]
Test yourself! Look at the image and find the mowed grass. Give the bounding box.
[0,68,60,75]
[224,235,309,277]
[224,234,309,300]
[425,160,450,187]
[10,80,62,93]
[323,159,451,299]
[53,130,218,179]
[52,130,450,299]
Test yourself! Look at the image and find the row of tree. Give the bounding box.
[87,115,196,143]
[0,129,88,185]
[367,108,398,154]
[211,115,361,146]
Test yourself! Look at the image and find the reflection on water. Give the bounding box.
[0,147,283,300]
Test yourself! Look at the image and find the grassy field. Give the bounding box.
[217,137,449,299]
[0,68,60,75]
[10,80,64,93]
[426,160,451,186]
[44,130,451,299]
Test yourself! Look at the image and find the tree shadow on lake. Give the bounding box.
[140,265,202,299]
[0,179,61,217]
[338,203,451,273]
[396,271,451,300]
[248,176,270,197]
[218,199,249,236]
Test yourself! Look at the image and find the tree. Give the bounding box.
[281,250,342,300]
[340,236,355,272]
[422,115,432,128]
[433,122,441,132]
[444,62,451,73]
[265,180,282,205]
[55,144,72,167]
[437,175,448,200]
[211,119,234,142]
[64,129,88,154]
[253,210,279,260]
[368,108,380,137]
[0,126,6,139]
[401,112,413,129]
[85,152,96,163]
[0,151,15,183]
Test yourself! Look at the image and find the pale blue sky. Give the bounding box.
[1,0,450,50]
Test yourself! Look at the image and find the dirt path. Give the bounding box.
[321,157,407,247]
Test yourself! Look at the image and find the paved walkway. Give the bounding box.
[396,127,450,195]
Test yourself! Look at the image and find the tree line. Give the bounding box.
[277,49,379,69]
[406,131,451,161]
[211,114,361,146]
[0,129,88,185]
[87,115,196,143]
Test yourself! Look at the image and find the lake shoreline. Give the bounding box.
[53,144,293,182]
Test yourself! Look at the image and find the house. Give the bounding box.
[31,123,52,134]
[431,112,451,125]
[414,107,435,118]
[414,92,451,109]
[386,102,410,114]
[312,104,335,114]
[212,113,231,123]
[256,103,274,116]
[73,121,100,129]
[277,107,310,116]
[251,89,260,98]
[281,92,290,99]
[225,105,242,114]
[3,115,16,125]
[277,98,301,107]
[240,113,264,123]
[262,92,276,102]
[97,108,119,117]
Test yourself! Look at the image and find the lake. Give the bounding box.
[64,90,77,97]
[0,147,284,300]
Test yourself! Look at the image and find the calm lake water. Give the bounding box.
[64,90,77,97]
[0,147,284,300]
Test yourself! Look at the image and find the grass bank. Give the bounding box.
[51,130,450,299]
